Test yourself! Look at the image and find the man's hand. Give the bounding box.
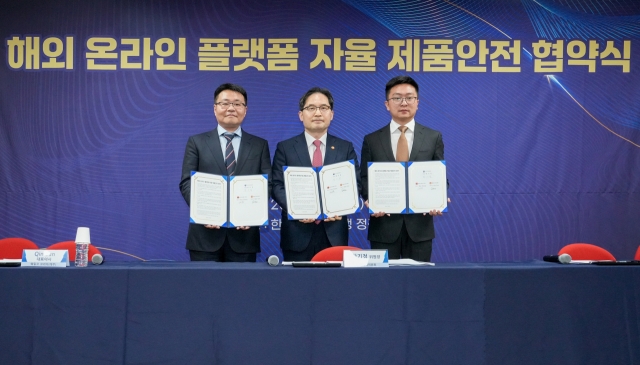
[423,198,451,216]
[364,200,389,218]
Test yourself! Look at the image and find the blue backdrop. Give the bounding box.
[2,0,639,262]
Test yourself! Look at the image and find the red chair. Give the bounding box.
[311,246,362,262]
[47,241,103,262]
[559,243,615,261]
[0,238,39,259]
[635,246,640,261]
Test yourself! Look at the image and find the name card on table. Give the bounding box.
[21,250,69,267]
[343,250,389,268]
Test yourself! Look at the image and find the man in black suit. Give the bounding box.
[360,76,448,262]
[272,87,361,261]
[179,83,271,262]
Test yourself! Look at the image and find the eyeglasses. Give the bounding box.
[387,96,418,105]
[302,105,332,113]
[215,102,246,110]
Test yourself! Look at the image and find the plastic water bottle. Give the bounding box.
[75,227,91,267]
[75,242,89,267]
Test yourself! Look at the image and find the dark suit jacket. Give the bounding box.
[272,133,361,252]
[360,122,445,243]
[179,128,271,253]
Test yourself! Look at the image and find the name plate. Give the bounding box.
[343,250,389,268]
[21,250,69,267]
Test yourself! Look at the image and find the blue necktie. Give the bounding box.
[223,133,237,176]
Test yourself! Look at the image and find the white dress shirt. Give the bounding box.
[304,132,327,165]
[217,125,242,161]
[390,119,415,159]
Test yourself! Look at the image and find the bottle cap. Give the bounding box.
[75,227,91,244]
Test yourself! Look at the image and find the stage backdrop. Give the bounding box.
[1,0,639,262]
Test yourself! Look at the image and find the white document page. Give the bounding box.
[284,166,321,220]
[190,172,227,226]
[367,162,406,214]
[389,259,435,266]
[228,175,269,227]
[407,161,447,213]
[318,160,360,217]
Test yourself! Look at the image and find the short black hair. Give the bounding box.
[214,83,248,105]
[385,76,419,99]
[299,87,334,111]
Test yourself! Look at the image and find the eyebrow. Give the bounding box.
[391,93,416,97]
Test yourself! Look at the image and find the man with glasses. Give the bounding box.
[272,87,361,261]
[179,83,271,262]
[360,76,447,262]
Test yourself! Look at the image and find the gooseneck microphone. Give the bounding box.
[543,253,572,264]
[267,255,280,266]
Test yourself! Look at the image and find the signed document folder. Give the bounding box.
[367,161,447,214]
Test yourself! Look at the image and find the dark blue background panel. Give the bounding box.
[1,0,639,262]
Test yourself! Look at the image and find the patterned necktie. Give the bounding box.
[312,139,323,167]
[223,133,237,176]
[396,126,409,162]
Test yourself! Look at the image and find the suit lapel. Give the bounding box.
[378,126,396,162]
[205,131,227,172]
[293,133,313,167]
[409,123,425,161]
[236,132,252,173]
[324,134,338,165]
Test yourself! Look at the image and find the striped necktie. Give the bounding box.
[223,132,237,176]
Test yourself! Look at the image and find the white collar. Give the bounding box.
[304,132,327,146]
[217,125,242,137]
[390,119,415,133]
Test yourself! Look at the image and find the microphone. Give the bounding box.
[267,255,280,266]
[543,253,571,264]
[91,254,104,265]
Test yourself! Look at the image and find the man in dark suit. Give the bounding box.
[179,83,271,262]
[360,76,448,262]
[272,87,361,261]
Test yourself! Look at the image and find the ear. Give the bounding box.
[298,110,304,122]
[384,100,390,112]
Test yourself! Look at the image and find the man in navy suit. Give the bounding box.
[272,87,361,261]
[180,83,271,262]
[361,76,448,262]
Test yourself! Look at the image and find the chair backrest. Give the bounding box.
[311,246,362,262]
[559,243,616,261]
[635,246,640,261]
[0,237,39,259]
[47,241,102,262]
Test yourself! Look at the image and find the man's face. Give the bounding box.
[385,83,419,125]
[298,92,334,135]
[214,90,247,131]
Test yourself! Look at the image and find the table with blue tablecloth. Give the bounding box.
[1,261,639,364]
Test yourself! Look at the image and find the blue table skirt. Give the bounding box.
[1,261,639,365]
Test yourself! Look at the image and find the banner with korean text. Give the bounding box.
[2,0,639,262]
